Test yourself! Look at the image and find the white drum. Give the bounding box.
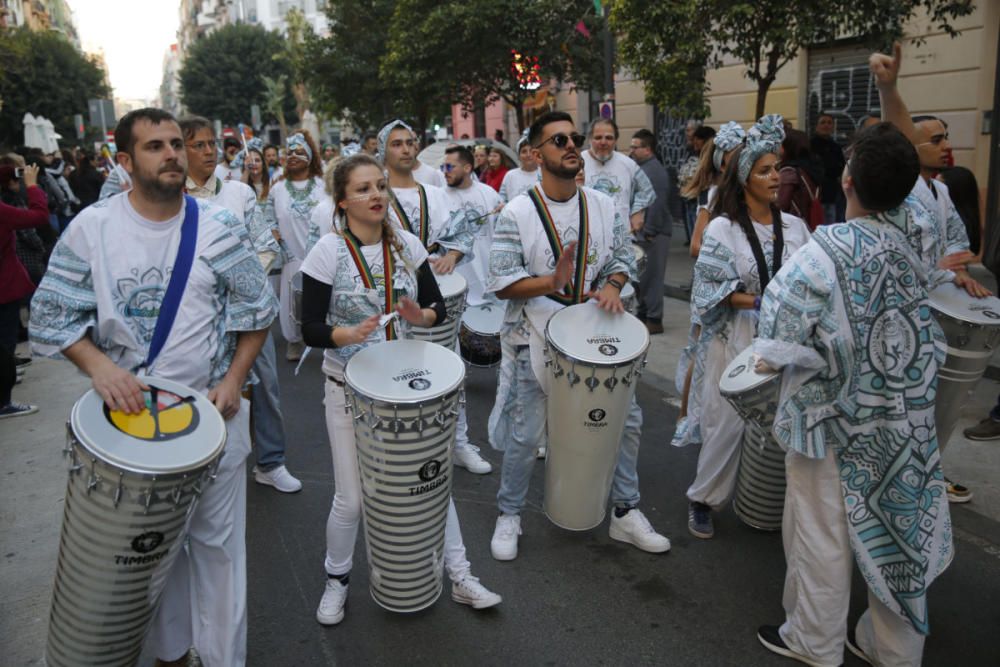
[344,340,465,613]
[47,378,226,667]
[719,345,785,531]
[289,271,304,326]
[404,271,468,350]
[543,302,649,530]
[459,301,505,367]
[620,282,637,315]
[928,283,1000,450]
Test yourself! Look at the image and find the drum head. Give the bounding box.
[346,339,465,402]
[546,302,648,365]
[719,345,778,395]
[434,271,467,300]
[929,283,1000,325]
[70,376,226,475]
[461,302,505,334]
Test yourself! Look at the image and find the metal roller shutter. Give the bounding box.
[806,43,881,144]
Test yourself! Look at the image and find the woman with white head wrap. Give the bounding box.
[684,114,811,540]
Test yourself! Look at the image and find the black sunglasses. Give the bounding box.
[535,132,586,151]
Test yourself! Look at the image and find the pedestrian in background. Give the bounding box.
[629,128,672,334]
[810,113,846,224]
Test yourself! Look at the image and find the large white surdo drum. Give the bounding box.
[719,345,785,531]
[404,271,468,350]
[47,378,226,667]
[928,283,1000,450]
[543,303,649,530]
[344,340,465,613]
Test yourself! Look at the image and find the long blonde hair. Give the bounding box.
[331,153,411,270]
[681,138,721,200]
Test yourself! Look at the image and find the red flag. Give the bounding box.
[575,19,591,39]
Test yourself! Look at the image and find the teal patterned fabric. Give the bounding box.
[756,209,952,634]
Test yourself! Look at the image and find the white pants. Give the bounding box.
[143,400,251,666]
[323,379,471,580]
[779,449,925,667]
[279,260,303,344]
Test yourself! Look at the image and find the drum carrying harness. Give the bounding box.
[528,185,590,306]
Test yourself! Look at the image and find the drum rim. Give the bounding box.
[929,282,1000,325]
[70,378,227,477]
[545,303,650,367]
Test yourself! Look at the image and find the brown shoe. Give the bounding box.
[645,320,664,335]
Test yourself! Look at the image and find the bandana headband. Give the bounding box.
[377,119,414,162]
[286,133,312,161]
[713,121,746,171]
[737,114,784,185]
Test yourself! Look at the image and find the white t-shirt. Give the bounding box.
[413,161,446,188]
[264,176,329,261]
[498,167,542,203]
[388,183,472,256]
[444,181,503,305]
[214,163,242,183]
[582,150,656,225]
[300,229,428,378]
[29,193,277,393]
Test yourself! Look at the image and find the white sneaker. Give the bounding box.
[609,508,671,553]
[451,575,502,609]
[286,341,304,361]
[316,578,348,625]
[253,465,303,493]
[490,514,521,561]
[535,446,546,459]
[454,444,492,474]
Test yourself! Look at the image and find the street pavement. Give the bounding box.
[3,232,1000,665]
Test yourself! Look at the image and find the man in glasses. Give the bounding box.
[486,111,671,561]
[181,116,301,496]
[378,120,490,475]
[441,145,504,308]
[872,43,990,504]
[261,130,331,362]
[582,117,655,238]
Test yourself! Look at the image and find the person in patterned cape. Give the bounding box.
[753,123,953,667]
[261,130,331,361]
[486,111,670,561]
[29,108,277,666]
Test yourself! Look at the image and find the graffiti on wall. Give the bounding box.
[807,63,881,142]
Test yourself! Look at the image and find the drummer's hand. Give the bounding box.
[550,241,577,293]
[340,314,381,345]
[396,297,426,325]
[629,211,645,234]
[753,353,777,374]
[938,251,976,271]
[92,360,148,415]
[954,270,993,298]
[429,252,458,275]
[207,377,242,420]
[589,283,625,314]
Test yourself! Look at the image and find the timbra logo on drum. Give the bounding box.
[588,334,621,357]
[393,368,432,390]
[411,458,448,496]
[585,408,608,429]
[114,530,169,566]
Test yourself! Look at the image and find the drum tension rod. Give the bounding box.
[142,477,157,514]
[604,368,618,392]
[567,362,580,386]
[86,458,101,494]
[113,471,124,508]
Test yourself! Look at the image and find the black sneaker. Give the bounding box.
[688,501,714,539]
[0,402,38,419]
[945,478,973,503]
[963,417,1000,441]
[845,627,874,665]
[14,356,31,367]
[757,625,828,666]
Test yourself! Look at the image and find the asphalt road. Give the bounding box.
[245,340,1000,667]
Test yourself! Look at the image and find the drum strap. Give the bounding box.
[743,207,784,295]
[388,184,429,248]
[343,228,397,340]
[143,195,199,370]
[528,185,589,306]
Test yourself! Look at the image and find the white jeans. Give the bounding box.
[279,260,303,344]
[779,449,926,667]
[323,379,471,580]
[143,400,251,666]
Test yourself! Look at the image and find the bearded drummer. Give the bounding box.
[29,109,276,667]
[486,111,670,560]
[872,43,992,504]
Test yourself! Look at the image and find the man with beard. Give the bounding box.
[181,116,301,494]
[215,136,243,182]
[441,145,504,307]
[582,118,655,238]
[378,120,491,475]
[263,144,282,181]
[29,108,276,666]
[262,130,330,361]
[486,111,670,561]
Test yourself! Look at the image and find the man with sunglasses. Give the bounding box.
[181,116,302,495]
[378,120,491,475]
[486,111,671,561]
[582,118,655,238]
[441,145,504,307]
[872,43,990,505]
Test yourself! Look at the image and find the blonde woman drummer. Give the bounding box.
[298,153,501,627]
[685,115,810,540]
